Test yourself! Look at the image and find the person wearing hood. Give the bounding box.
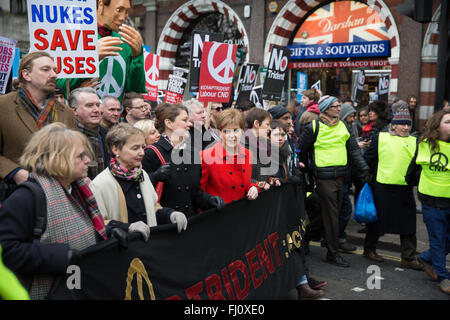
[297,89,321,136]
[298,96,369,267]
[363,109,424,271]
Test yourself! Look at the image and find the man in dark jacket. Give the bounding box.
[298,96,369,267]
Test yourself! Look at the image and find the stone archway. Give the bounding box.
[156,0,250,89]
[419,5,441,124]
[264,0,401,95]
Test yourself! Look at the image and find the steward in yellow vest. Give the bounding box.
[405,107,450,294]
[298,96,369,267]
[363,108,423,269]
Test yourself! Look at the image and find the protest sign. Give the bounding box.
[249,85,263,109]
[48,184,305,300]
[189,31,224,92]
[352,70,365,103]
[311,80,321,90]
[0,36,16,94]
[27,0,99,78]
[164,74,186,104]
[198,42,237,103]
[297,72,308,102]
[262,46,290,101]
[377,75,390,103]
[142,52,159,101]
[236,63,259,105]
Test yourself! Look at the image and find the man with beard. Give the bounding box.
[0,52,76,196]
[69,87,109,180]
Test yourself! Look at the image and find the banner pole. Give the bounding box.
[204,102,212,130]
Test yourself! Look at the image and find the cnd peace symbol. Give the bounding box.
[430,152,448,169]
[96,55,126,98]
[207,43,235,85]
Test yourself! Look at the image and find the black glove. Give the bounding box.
[209,196,226,209]
[150,164,171,183]
[110,227,128,249]
[68,249,82,265]
[288,175,302,185]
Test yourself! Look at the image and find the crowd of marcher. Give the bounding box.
[0,0,449,300]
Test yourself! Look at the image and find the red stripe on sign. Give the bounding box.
[283,10,302,25]
[164,35,180,45]
[274,26,291,38]
[160,50,177,58]
[169,22,185,33]
[178,11,192,23]
[188,4,199,16]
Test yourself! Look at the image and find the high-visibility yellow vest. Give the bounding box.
[376,132,417,185]
[313,120,350,167]
[416,139,450,198]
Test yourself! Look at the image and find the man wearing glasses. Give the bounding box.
[298,96,369,268]
[123,92,148,125]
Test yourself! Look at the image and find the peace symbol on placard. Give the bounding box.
[145,53,159,87]
[207,43,235,85]
[97,55,126,98]
[430,152,448,168]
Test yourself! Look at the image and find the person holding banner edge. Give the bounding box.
[56,0,146,103]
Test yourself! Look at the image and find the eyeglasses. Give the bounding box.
[212,107,224,112]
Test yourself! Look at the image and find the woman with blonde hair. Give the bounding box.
[0,123,107,299]
[90,123,188,239]
[133,119,160,146]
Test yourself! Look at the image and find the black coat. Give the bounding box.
[364,133,417,234]
[141,137,213,218]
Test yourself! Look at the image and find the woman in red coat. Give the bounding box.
[200,108,259,204]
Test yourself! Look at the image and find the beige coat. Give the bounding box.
[0,91,76,178]
[90,168,158,227]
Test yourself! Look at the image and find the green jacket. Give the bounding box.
[57,31,147,103]
[0,245,30,300]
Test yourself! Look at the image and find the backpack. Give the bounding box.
[18,181,47,240]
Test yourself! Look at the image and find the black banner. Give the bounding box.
[262,46,290,101]
[189,31,224,93]
[352,70,365,103]
[49,184,305,300]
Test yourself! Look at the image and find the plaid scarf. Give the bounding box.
[18,88,57,129]
[77,122,105,179]
[109,157,144,183]
[29,174,106,300]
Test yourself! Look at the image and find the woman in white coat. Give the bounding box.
[90,123,187,241]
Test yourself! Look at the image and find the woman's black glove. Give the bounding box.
[68,249,82,265]
[110,227,129,249]
[150,164,171,183]
[209,196,226,209]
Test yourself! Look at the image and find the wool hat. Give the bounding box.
[391,108,412,126]
[318,96,338,113]
[339,103,356,121]
[268,105,290,119]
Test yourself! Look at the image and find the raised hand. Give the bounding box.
[98,36,123,60]
[118,24,143,57]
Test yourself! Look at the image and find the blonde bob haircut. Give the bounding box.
[216,108,245,131]
[19,123,93,179]
[133,119,157,137]
[106,122,145,156]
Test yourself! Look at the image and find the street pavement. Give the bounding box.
[285,188,449,300]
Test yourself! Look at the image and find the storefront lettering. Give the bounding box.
[319,15,365,33]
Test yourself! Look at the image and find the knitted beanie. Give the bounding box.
[391,108,412,125]
[268,105,290,119]
[318,96,338,113]
[339,103,356,121]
